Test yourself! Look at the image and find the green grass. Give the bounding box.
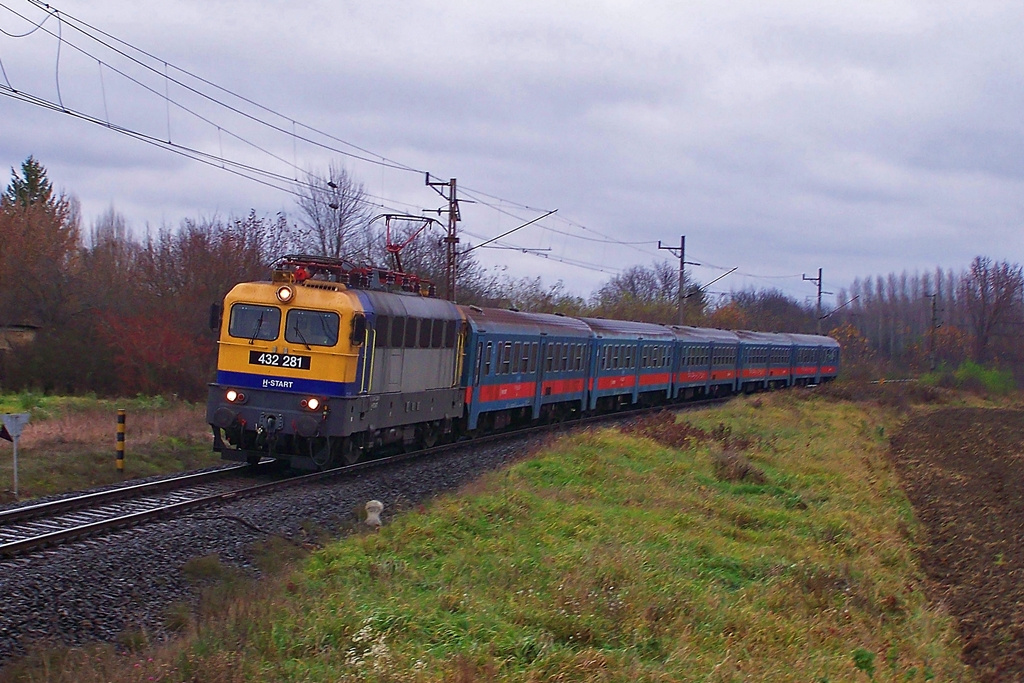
[0,389,974,681]
[920,361,1016,395]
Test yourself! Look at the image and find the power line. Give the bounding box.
[2,0,817,289]
[12,0,425,174]
[1,0,673,274]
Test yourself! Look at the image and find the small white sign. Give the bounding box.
[1,413,30,439]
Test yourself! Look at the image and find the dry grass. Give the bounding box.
[710,447,767,484]
[0,399,219,502]
[17,404,207,450]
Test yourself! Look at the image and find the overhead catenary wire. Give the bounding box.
[1,0,810,288]
[15,0,425,175]
[4,0,664,266]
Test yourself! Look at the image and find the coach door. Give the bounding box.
[533,338,549,420]
[374,316,404,393]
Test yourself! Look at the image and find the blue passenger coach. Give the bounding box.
[784,333,841,386]
[580,318,676,411]
[734,330,794,393]
[461,306,592,431]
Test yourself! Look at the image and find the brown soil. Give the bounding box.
[890,407,1024,682]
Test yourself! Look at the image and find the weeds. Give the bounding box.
[710,447,766,484]
[620,411,754,451]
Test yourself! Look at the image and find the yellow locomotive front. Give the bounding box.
[207,268,370,469]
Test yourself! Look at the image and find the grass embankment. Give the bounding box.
[0,393,219,502]
[3,389,973,681]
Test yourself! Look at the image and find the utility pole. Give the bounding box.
[803,268,823,334]
[926,292,940,370]
[426,174,461,302]
[658,236,699,325]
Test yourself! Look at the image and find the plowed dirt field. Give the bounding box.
[890,407,1024,682]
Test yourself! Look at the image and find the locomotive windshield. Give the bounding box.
[229,304,281,342]
[285,309,340,347]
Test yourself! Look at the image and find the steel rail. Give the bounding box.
[0,465,250,525]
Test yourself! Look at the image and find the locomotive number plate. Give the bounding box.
[248,351,311,370]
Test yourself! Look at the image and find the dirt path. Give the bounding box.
[890,407,1024,682]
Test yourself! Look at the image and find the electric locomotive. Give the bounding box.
[207,255,465,470]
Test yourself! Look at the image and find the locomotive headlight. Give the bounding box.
[301,397,321,411]
[276,285,294,303]
[225,389,247,404]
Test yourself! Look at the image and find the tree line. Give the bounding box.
[1,156,1020,397]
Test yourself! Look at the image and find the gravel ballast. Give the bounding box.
[0,435,544,663]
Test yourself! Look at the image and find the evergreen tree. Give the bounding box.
[3,156,54,208]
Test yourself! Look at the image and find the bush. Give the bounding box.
[921,361,1015,395]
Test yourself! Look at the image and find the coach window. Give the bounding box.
[285,309,340,347]
[374,316,390,348]
[512,342,522,373]
[502,342,512,374]
[391,318,406,349]
[529,342,538,373]
[419,319,432,348]
[401,318,416,348]
[229,303,280,342]
[522,343,531,373]
[431,319,444,348]
[484,341,493,376]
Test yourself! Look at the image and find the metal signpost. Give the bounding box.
[1,413,30,499]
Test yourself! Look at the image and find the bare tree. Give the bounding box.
[295,163,374,260]
[958,256,1024,362]
[728,288,815,332]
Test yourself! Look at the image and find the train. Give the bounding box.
[206,255,840,470]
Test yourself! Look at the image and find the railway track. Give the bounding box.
[0,398,730,560]
[0,465,277,558]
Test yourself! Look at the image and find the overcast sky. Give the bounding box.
[2,0,1022,305]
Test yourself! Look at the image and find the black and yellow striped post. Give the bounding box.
[116,409,125,475]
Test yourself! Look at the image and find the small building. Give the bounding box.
[0,324,38,352]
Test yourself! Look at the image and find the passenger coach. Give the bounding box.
[461,306,592,432]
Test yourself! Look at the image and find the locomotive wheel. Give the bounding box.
[419,422,441,449]
[310,437,333,470]
[340,437,361,465]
